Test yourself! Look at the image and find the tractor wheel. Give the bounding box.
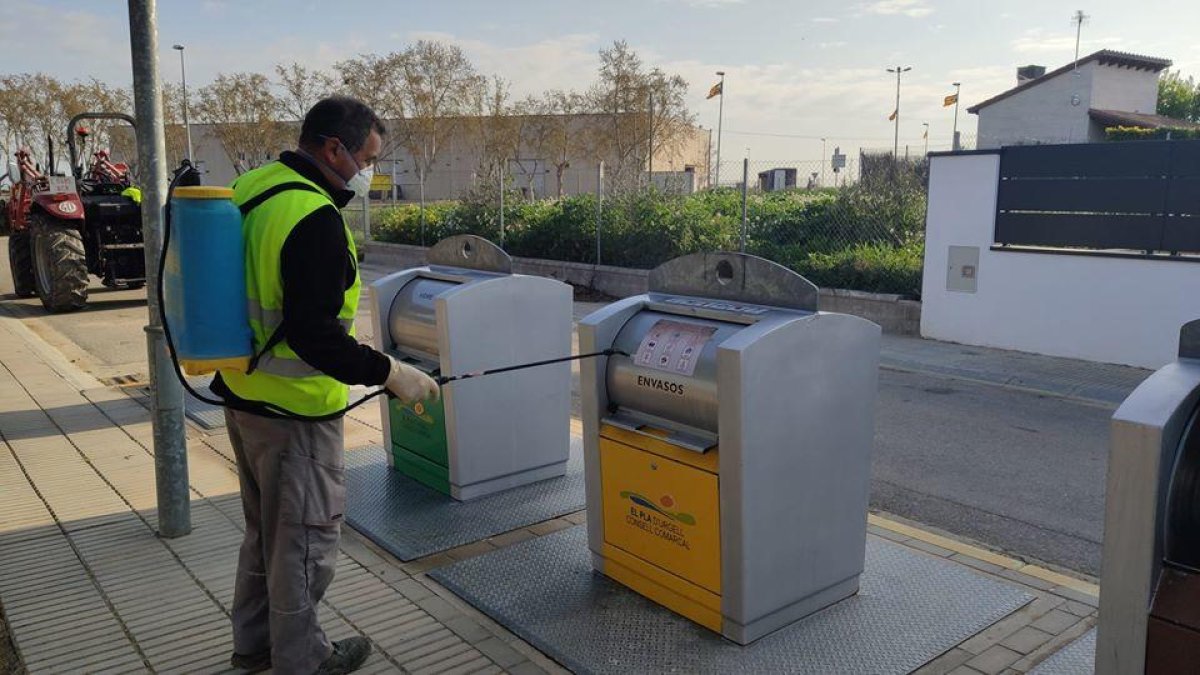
[8,230,36,298]
[30,212,88,313]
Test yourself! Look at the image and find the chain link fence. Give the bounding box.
[355,153,930,297]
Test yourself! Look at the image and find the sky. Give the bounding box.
[3,0,1198,163]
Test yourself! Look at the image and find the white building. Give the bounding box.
[968,50,1186,149]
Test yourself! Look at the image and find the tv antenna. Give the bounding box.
[1071,10,1090,70]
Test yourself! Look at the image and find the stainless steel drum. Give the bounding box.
[605,311,741,434]
[388,277,459,358]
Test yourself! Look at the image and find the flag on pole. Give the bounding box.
[923,127,928,139]
[888,109,897,121]
[707,81,723,99]
[943,93,958,107]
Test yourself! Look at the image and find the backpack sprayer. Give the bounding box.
[158,162,621,422]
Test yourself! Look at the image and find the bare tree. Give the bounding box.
[587,41,695,191]
[194,72,288,174]
[0,73,62,168]
[274,63,334,121]
[465,76,526,196]
[396,41,481,199]
[521,89,592,197]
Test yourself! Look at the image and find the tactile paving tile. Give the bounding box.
[345,441,584,561]
[430,526,1033,675]
[1030,628,1095,675]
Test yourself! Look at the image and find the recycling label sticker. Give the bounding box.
[634,320,716,377]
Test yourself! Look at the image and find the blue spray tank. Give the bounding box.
[164,186,252,375]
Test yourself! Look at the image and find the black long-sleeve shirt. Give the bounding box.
[212,152,390,412]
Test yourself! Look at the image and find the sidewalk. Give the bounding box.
[0,312,558,674]
[0,301,1111,674]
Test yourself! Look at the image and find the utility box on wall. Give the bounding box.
[946,246,979,293]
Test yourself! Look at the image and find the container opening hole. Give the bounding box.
[461,241,474,259]
[716,260,734,285]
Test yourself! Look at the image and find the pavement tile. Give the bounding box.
[443,615,493,644]
[527,519,573,537]
[401,639,473,671]
[485,528,538,549]
[391,578,436,603]
[472,636,527,669]
[906,538,956,558]
[913,647,976,674]
[1051,586,1100,607]
[965,645,1023,675]
[445,540,498,562]
[1063,600,1096,617]
[999,626,1054,655]
[1030,608,1082,635]
[505,661,553,675]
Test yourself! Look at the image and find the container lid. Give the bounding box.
[174,186,234,200]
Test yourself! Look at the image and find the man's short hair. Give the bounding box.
[299,96,386,152]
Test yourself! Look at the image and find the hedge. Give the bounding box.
[1105,125,1200,141]
[372,184,927,298]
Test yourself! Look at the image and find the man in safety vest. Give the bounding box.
[211,96,438,674]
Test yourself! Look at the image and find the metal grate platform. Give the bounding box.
[345,441,585,561]
[430,526,1033,675]
[1030,628,1095,675]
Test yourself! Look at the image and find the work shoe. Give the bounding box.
[315,637,372,675]
[229,649,271,673]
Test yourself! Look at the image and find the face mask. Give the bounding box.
[347,164,374,197]
[320,135,373,196]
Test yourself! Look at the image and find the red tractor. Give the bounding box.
[6,112,144,312]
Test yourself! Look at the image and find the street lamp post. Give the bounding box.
[172,44,194,162]
[887,65,911,159]
[821,137,827,187]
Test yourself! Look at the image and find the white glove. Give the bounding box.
[385,356,440,404]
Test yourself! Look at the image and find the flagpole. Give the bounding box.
[952,81,961,150]
[923,123,929,156]
[715,71,725,188]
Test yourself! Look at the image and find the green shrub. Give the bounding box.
[370,184,927,297]
[1105,125,1200,141]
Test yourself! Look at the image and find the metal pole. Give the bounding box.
[498,161,505,248]
[172,45,193,162]
[647,90,654,186]
[893,68,901,158]
[596,161,604,265]
[391,158,397,207]
[715,71,725,187]
[129,0,190,538]
[740,157,749,252]
[952,82,961,150]
[361,192,370,242]
[419,169,426,246]
[705,129,713,189]
[923,123,929,156]
[821,137,826,188]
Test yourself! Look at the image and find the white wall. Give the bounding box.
[921,153,1200,369]
[976,65,1093,149]
[1090,63,1159,114]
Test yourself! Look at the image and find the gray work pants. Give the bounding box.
[226,408,345,674]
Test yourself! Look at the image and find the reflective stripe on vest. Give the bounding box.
[219,161,362,416]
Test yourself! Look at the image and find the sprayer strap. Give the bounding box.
[237,181,323,216]
[245,325,289,376]
[238,181,327,375]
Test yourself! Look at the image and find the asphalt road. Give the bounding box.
[0,238,1110,575]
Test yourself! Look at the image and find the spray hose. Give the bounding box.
[156,164,624,422]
